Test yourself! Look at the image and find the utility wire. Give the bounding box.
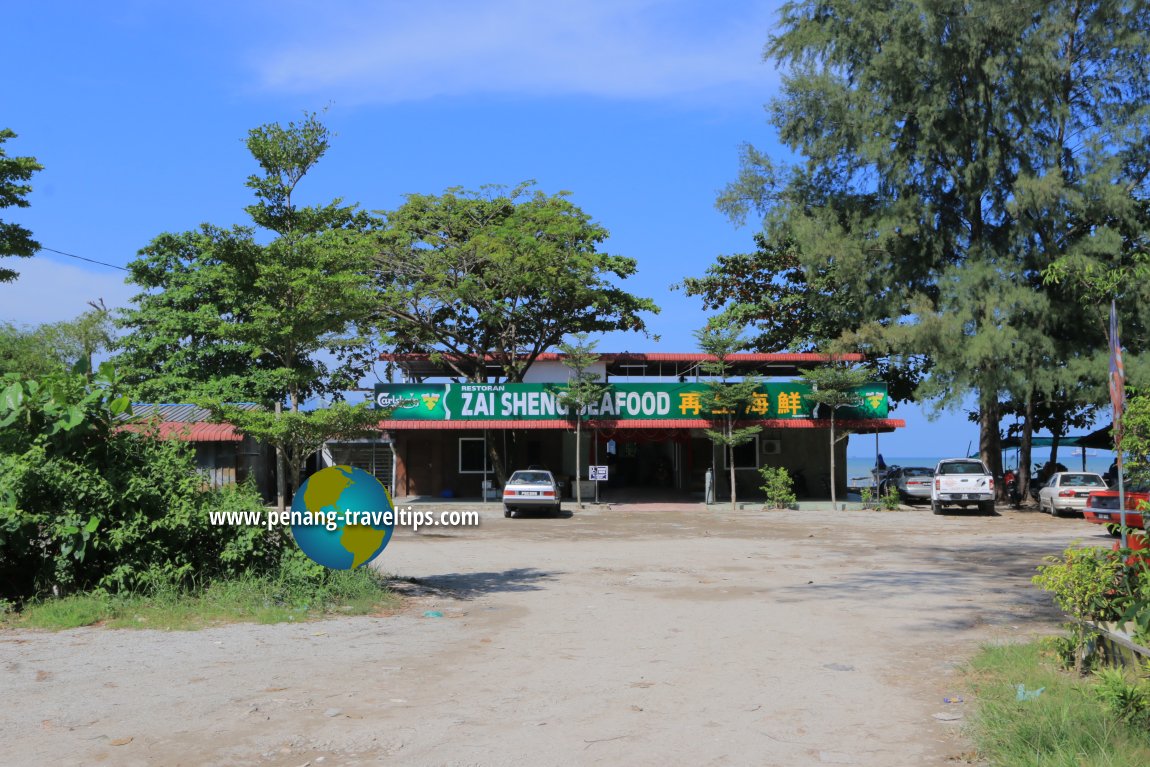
[39,247,129,272]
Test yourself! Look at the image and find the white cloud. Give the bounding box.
[0,258,134,326]
[250,0,779,104]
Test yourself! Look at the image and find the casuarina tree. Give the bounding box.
[694,321,761,511]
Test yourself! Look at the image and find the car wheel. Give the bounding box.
[1050,504,1062,518]
[1107,524,1122,538]
[979,500,995,515]
[932,500,942,515]
[503,506,514,518]
[553,504,562,517]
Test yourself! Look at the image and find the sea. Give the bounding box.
[845,450,1117,486]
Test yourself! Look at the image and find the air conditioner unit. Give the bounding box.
[761,439,781,455]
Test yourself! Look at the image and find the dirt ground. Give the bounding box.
[2,502,1100,766]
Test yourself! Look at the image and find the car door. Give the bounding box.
[1040,475,1058,508]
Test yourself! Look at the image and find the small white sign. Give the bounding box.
[589,465,609,481]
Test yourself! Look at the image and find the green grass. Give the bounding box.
[966,642,1150,766]
[4,569,397,631]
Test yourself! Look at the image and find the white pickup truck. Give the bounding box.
[932,458,996,515]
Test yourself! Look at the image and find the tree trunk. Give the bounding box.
[275,400,286,512]
[575,420,583,509]
[487,441,508,486]
[829,417,837,509]
[1018,390,1035,505]
[289,446,302,505]
[729,437,737,511]
[979,395,1004,501]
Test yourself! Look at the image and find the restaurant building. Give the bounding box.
[369,352,905,502]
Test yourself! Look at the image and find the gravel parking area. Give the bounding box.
[2,503,1095,766]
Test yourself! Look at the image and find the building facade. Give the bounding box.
[373,353,905,502]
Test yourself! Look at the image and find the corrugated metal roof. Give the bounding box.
[379,351,867,379]
[381,352,865,363]
[126,403,260,422]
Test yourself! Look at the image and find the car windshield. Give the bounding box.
[1062,474,1105,487]
[937,461,986,475]
[902,467,933,477]
[509,472,552,485]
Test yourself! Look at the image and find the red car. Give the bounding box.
[1083,485,1149,534]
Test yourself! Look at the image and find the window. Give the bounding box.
[1063,474,1105,487]
[724,439,758,469]
[459,438,491,474]
[938,461,986,475]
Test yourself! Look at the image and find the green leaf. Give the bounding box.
[1,382,24,411]
[60,406,85,431]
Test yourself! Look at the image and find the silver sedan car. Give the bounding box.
[1037,472,1108,517]
[879,466,935,503]
[502,470,561,518]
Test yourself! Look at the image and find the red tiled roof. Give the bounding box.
[119,422,244,442]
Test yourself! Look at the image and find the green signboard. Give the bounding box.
[374,382,889,421]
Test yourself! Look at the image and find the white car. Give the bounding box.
[1037,471,1108,517]
[502,470,561,518]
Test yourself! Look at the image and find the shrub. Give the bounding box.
[1033,545,1132,624]
[0,367,288,603]
[758,466,796,509]
[1094,667,1150,729]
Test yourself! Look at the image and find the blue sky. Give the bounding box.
[2,0,1093,457]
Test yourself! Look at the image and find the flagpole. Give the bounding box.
[1110,299,1127,549]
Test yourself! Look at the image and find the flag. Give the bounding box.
[1110,299,1126,445]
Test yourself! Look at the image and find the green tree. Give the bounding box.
[800,363,871,510]
[1,303,114,379]
[115,228,278,403]
[678,231,930,404]
[557,333,608,509]
[373,183,658,382]
[1119,393,1150,487]
[694,321,762,511]
[372,182,658,481]
[209,402,382,502]
[0,129,42,283]
[719,1,1150,487]
[116,114,381,509]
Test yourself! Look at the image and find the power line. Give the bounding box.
[40,247,129,272]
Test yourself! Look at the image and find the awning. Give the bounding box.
[997,434,1107,450]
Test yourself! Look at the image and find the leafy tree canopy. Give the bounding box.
[711,0,1150,479]
[372,182,659,382]
[1,304,114,379]
[116,114,378,408]
[0,128,43,283]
